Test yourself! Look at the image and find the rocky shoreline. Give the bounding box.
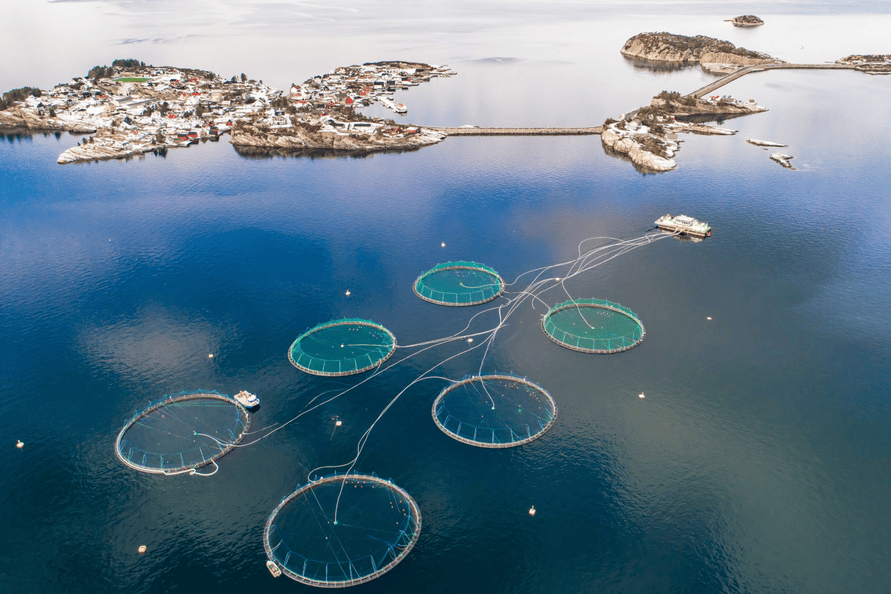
[601,88,768,173]
[620,32,780,73]
[727,15,764,27]
[230,120,446,153]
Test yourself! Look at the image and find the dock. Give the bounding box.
[433,126,601,136]
[688,63,856,98]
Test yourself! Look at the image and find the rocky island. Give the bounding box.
[601,90,767,172]
[726,15,764,27]
[620,32,781,74]
[837,54,891,75]
[0,59,454,164]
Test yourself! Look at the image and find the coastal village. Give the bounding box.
[0,36,888,171]
[0,60,454,164]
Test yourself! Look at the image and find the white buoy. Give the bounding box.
[208,353,214,359]
[639,393,645,399]
[341,344,344,348]
[441,242,446,247]
[528,505,536,516]
[335,420,342,427]
[16,440,24,449]
[345,290,351,296]
[138,545,147,554]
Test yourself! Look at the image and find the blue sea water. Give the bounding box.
[2,3,891,593]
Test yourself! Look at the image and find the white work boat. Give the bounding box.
[655,214,712,238]
[234,390,260,410]
[266,560,282,577]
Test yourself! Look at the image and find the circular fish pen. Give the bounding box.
[264,473,421,588]
[432,373,557,448]
[115,390,250,475]
[542,298,645,354]
[288,318,396,377]
[413,261,505,306]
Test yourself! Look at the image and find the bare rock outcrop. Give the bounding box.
[230,122,446,154]
[837,54,891,75]
[0,107,96,133]
[727,15,764,27]
[621,33,778,68]
[601,124,677,173]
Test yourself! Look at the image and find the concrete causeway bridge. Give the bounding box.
[432,63,858,135]
[433,126,602,136]
[687,62,856,98]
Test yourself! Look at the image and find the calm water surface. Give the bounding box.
[2,3,890,593]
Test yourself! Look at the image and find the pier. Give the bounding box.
[433,126,601,136]
[688,63,856,98]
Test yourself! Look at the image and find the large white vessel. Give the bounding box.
[234,390,260,409]
[655,214,712,238]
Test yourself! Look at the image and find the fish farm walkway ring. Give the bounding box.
[542,298,645,354]
[288,318,396,377]
[432,373,557,448]
[413,261,505,306]
[115,390,250,475]
[264,473,421,588]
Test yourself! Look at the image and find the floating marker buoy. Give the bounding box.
[208,353,214,358]
[441,242,446,247]
[639,393,645,399]
[16,440,24,449]
[138,545,147,554]
[528,505,536,516]
[345,290,351,296]
[340,344,344,348]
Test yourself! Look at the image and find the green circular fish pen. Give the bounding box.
[413,261,504,306]
[432,373,557,448]
[288,318,396,377]
[264,473,421,588]
[542,298,645,354]
[115,390,250,475]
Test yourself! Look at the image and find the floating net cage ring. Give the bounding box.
[542,298,646,354]
[115,390,250,476]
[264,473,422,588]
[412,261,505,307]
[288,318,397,377]
[432,373,558,449]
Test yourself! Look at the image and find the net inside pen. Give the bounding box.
[413,261,504,306]
[115,390,250,475]
[264,473,421,587]
[542,298,645,354]
[432,374,557,448]
[288,319,396,377]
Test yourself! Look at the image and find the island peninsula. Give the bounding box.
[0,60,454,164]
[2,47,888,172]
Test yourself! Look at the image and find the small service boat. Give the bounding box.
[655,214,712,238]
[266,560,282,577]
[234,390,260,409]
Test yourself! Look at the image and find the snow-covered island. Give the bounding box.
[0,60,455,164]
[601,90,767,173]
